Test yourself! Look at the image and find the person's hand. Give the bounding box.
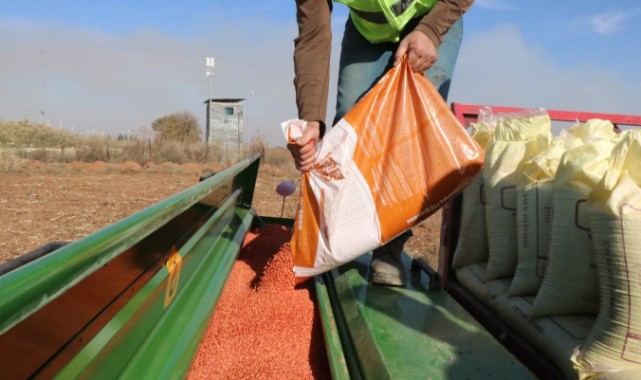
[287,121,321,172]
[393,31,438,73]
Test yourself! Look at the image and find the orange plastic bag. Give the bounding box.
[284,58,484,282]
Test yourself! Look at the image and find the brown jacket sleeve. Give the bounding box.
[293,0,473,132]
[294,0,332,134]
[414,0,475,47]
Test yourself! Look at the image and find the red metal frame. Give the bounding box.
[450,102,641,130]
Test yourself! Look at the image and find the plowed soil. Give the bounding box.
[0,160,442,268]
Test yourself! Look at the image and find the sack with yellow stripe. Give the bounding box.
[282,58,484,283]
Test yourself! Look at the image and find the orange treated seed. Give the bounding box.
[188,224,330,379]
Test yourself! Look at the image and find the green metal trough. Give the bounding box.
[0,154,260,379]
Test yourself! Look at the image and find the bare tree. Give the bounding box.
[151,112,201,143]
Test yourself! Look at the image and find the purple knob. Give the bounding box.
[276,181,296,197]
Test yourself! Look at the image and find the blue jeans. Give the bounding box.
[333,17,464,124]
[332,17,464,253]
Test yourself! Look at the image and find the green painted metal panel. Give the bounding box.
[319,253,538,380]
[0,153,260,335]
[119,208,253,379]
[56,206,253,379]
[232,152,260,209]
[0,153,261,379]
[315,276,353,380]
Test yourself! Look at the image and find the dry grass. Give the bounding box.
[0,120,279,172]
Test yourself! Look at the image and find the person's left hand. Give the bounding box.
[287,120,321,172]
[393,31,438,73]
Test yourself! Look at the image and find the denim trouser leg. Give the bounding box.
[333,19,395,125]
[333,17,464,124]
[424,18,463,103]
[332,17,464,250]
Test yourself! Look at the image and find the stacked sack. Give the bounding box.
[482,111,552,281]
[531,120,618,317]
[451,106,496,269]
[572,130,641,379]
[453,109,552,302]
[508,135,570,296]
[452,108,641,379]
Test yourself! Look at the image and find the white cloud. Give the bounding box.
[586,8,627,35]
[449,23,640,129]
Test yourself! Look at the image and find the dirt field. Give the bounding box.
[0,160,442,269]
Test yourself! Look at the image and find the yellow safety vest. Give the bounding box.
[336,0,437,43]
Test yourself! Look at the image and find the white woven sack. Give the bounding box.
[532,120,619,317]
[452,120,495,268]
[484,114,551,280]
[455,263,511,305]
[509,136,580,296]
[491,294,595,380]
[509,179,554,296]
[572,130,641,378]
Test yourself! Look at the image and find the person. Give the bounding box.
[288,0,474,286]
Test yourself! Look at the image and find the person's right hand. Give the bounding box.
[393,30,438,73]
[287,121,321,172]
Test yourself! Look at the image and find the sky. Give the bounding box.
[1,0,640,146]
